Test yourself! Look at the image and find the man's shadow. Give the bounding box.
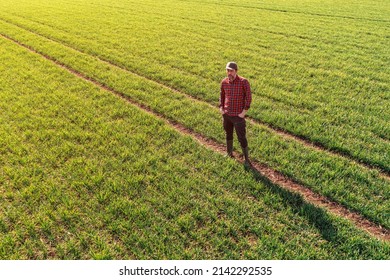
[244,163,342,243]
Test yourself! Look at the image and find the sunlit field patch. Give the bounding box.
[0,0,388,259]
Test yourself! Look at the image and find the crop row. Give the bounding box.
[200,0,390,21]
[0,17,388,229]
[0,1,387,171]
[2,34,389,259]
[4,1,388,83]
[1,1,387,111]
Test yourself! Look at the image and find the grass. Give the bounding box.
[0,18,388,228]
[0,0,388,171]
[0,0,389,259]
[0,36,389,260]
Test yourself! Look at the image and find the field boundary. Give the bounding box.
[1,16,388,180]
[2,33,388,242]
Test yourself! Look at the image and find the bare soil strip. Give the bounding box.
[2,33,389,241]
[1,18,388,179]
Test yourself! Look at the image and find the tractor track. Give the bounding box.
[2,33,388,242]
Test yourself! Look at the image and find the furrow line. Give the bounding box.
[2,33,388,242]
[1,18,387,180]
[195,1,390,23]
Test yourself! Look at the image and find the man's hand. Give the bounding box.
[220,107,226,115]
[238,110,247,118]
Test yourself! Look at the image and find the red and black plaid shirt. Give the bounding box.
[220,75,252,116]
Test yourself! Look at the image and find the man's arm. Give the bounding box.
[238,109,248,118]
[219,83,226,114]
[238,79,251,118]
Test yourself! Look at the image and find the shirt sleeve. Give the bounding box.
[244,79,251,110]
[219,82,225,109]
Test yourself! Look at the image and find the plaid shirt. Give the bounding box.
[220,75,252,116]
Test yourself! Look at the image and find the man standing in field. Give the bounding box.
[220,61,252,165]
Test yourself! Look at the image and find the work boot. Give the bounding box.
[242,146,251,166]
[226,140,234,158]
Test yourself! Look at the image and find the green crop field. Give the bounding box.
[0,0,389,259]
